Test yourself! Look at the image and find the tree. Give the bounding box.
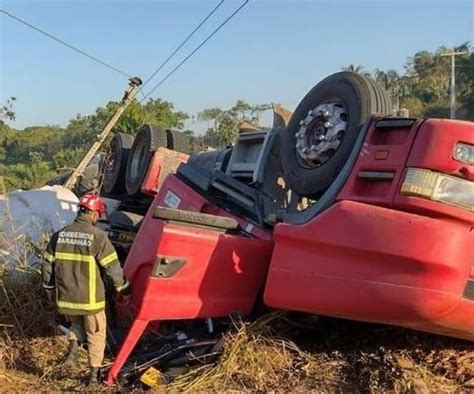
[1,96,190,191]
[217,112,241,145]
[198,107,224,133]
[142,99,188,130]
[5,152,56,190]
[341,64,371,77]
[231,100,252,120]
[404,44,473,119]
[374,69,404,112]
[0,97,16,123]
[53,148,85,171]
[401,97,425,117]
[251,103,272,123]
[200,101,270,146]
[4,126,65,165]
[3,42,472,192]
[406,48,451,104]
[116,100,145,135]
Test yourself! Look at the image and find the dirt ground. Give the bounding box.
[2,268,474,393]
[2,314,474,392]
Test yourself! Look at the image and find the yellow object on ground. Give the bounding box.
[140,366,164,388]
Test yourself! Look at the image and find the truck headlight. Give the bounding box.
[453,142,474,165]
[401,168,474,211]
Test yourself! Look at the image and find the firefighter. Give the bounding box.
[41,193,130,386]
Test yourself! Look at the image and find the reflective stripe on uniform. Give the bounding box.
[89,255,96,307]
[44,251,55,262]
[99,252,118,267]
[54,252,95,263]
[54,252,99,311]
[57,300,105,311]
[43,283,55,290]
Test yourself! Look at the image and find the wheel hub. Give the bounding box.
[295,102,348,167]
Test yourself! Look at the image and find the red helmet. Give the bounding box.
[78,194,106,216]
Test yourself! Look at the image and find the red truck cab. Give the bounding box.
[104,72,474,384]
[265,117,474,341]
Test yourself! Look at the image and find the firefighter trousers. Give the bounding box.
[67,310,106,368]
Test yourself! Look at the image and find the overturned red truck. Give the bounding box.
[98,72,474,385]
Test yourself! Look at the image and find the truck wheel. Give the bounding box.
[125,124,167,195]
[188,148,232,172]
[102,133,134,194]
[108,210,144,229]
[166,129,190,153]
[281,71,392,197]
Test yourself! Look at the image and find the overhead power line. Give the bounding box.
[140,0,249,102]
[0,8,132,78]
[142,0,224,88]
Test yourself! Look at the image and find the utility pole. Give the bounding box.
[440,50,468,119]
[64,77,142,190]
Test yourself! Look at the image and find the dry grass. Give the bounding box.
[168,314,474,393]
[0,262,98,391]
[169,313,346,392]
[2,286,474,393]
[1,228,474,392]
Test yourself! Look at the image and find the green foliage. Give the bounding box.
[2,98,188,191]
[53,148,85,171]
[4,153,56,190]
[198,101,271,146]
[400,97,425,117]
[407,49,451,103]
[343,43,473,119]
[0,97,16,123]
[217,111,241,145]
[4,126,65,165]
[142,98,189,130]
[342,64,371,77]
[2,43,472,191]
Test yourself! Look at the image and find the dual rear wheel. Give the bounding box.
[103,72,392,200]
[103,125,190,196]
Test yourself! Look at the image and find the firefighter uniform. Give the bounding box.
[42,213,128,368]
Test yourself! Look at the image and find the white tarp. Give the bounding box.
[0,185,79,263]
[0,185,123,264]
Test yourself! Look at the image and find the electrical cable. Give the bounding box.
[140,0,249,102]
[0,8,132,78]
[142,0,224,88]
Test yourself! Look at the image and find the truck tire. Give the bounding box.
[108,210,144,229]
[188,148,232,173]
[166,129,190,153]
[281,71,392,197]
[125,124,167,195]
[102,133,134,194]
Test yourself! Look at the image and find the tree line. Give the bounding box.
[1,43,472,192]
[343,43,473,119]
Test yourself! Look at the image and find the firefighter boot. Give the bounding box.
[87,367,100,387]
[63,340,78,368]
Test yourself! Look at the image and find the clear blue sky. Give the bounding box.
[1,0,473,131]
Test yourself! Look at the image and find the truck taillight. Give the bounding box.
[401,168,474,212]
[453,142,474,165]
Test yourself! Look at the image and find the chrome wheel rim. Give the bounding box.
[295,102,348,168]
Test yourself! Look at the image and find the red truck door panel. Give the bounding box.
[264,200,474,339]
[265,118,474,341]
